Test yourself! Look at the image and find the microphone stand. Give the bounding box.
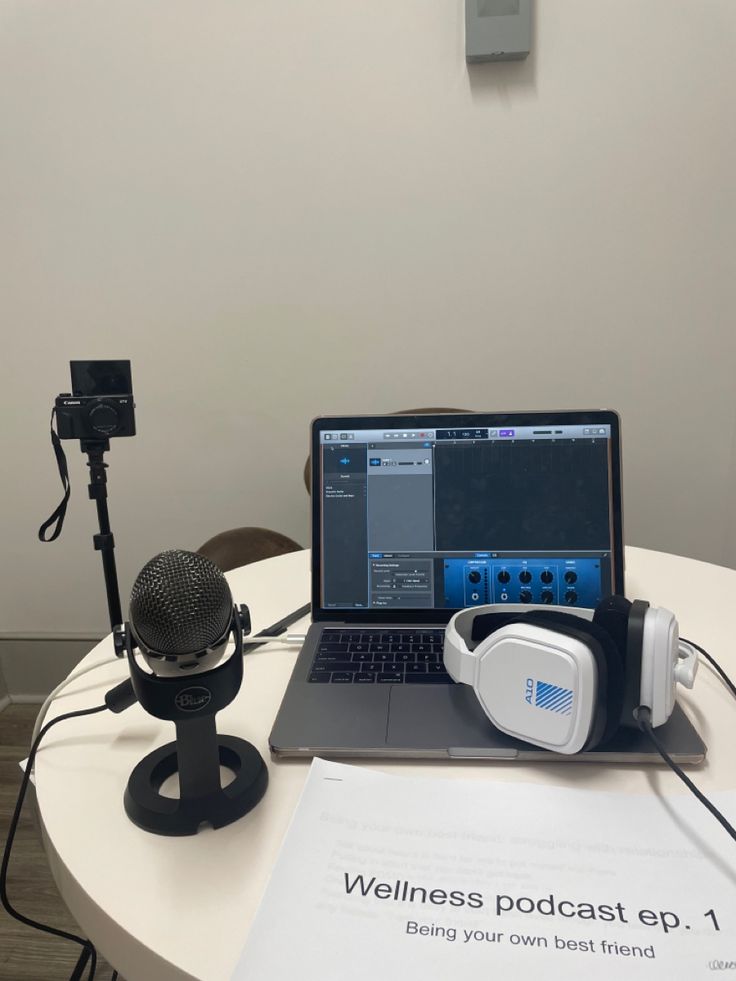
[119,610,269,835]
[80,438,123,636]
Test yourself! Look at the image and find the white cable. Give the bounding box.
[31,655,124,749]
[246,633,306,647]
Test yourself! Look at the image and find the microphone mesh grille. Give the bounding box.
[129,549,233,655]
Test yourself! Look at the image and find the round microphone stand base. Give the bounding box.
[123,736,268,836]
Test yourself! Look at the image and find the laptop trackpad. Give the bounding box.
[387,684,521,756]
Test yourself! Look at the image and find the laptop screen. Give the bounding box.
[312,412,623,621]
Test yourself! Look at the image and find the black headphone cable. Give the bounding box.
[681,637,736,698]
[636,639,736,843]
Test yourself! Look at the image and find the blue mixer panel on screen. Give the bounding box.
[443,556,604,609]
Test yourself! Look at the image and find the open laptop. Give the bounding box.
[270,410,706,763]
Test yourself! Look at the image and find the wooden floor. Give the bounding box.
[0,704,120,981]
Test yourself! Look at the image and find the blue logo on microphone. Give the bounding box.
[175,687,212,712]
[525,679,573,715]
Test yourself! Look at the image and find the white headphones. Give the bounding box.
[443,595,698,754]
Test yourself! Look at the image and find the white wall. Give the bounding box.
[1,0,734,635]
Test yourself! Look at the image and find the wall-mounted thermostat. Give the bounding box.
[465,0,531,63]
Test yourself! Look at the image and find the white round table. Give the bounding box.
[35,547,736,981]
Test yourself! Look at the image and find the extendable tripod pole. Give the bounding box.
[80,438,124,634]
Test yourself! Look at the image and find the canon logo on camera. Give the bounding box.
[175,687,212,712]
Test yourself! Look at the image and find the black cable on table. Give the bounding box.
[681,636,736,699]
[636,706,736,843]
[1,703,109,979]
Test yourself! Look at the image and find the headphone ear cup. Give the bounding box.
[522,610,626,748]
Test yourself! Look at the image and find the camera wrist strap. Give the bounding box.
[38,408,71,542]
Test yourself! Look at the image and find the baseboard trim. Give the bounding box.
[0,635,104,700]
[0,631,102,642]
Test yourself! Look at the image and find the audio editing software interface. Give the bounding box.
[319,424,616,611]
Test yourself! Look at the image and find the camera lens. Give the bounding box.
[88,400,120,435]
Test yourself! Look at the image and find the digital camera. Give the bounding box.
[55,360,136,440]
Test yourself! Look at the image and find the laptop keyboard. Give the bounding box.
[308,629,454,684]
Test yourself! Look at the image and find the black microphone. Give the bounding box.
[119,549,268,836]
[130,549,234,676]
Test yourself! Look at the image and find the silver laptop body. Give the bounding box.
[270,410,706,764]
